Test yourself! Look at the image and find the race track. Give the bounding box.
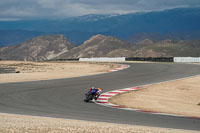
[0,63,200,130]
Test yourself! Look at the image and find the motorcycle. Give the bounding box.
[84,89,99,102]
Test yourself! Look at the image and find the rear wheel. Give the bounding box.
[88,94,93,100]
[84,99,89,102]
[84,94,93,102]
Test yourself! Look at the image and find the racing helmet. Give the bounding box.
[98,88,102,93]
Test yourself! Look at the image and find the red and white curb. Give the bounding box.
[94,87,200,120]
[107,65,130,72]
[94,87,141,109]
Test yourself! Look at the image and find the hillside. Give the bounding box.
[56,34,130,59]
[130,39,200,57]
[56,35,200,59]
[126,32,200,43]
[1,34,200,61]
[0,35,74,61]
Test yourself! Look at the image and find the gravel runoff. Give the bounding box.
[0,61,120,83]
[109,75,200,118]
[0,113,198,133]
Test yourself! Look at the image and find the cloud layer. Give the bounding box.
[0,0,199,19]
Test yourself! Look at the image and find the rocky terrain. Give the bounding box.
[0,35,74,61]
[131,39,200,57]
[0,34,200,61]
[56,34,130,59]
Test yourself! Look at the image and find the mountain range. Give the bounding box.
[1,34,200,61]
[0,7,200,46]
[0,35,74,61]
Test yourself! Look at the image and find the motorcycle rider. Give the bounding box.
[96,87,102,98]
[88,87,102,100]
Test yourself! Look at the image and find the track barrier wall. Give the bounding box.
[125,57,174,62]
[174,57,200,63]
[49,58,79,61]
[50,57,200,63]
[79,57,126,62]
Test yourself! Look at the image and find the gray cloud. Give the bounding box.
[0,0,199,19]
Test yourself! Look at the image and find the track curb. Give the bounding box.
[107,64,130,72]
[95,87,200,120]
[95,64,200,120]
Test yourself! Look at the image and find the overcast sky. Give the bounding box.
[0,0,200,20]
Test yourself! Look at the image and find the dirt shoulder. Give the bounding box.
[0,61,120,83]
[0,113,198,133]
[110,75,200,117]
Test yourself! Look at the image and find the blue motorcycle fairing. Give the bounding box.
[90,89,98,95]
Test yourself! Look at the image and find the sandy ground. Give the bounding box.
[110,75,200,117]
[0,113,198,133]
[0,61,120,83]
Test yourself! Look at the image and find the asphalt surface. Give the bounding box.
[0,63,200,130]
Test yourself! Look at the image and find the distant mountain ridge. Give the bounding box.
[69,14,119,22]
[55,34,129,59]
[127,32,200,43]
[0,35,74,61]
[0,7,200,46]
[1,34,200,61]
